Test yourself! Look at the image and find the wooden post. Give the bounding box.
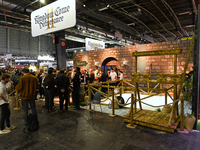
[174,54,178,115]
[134,56,137,113]
[181,96,184,131]
[88,85,92,111]
[177,33,195,99]
[109,89,116,117]
[136,82,142,110]
[68,87,70,106]
[150,64,152,88]
[126,94,137,129]
[112,89,114,115]
[120,87,122,97]
[108,82,110,96]
[135,56,137,73]
[165,90,167,105]
[130,94,134,126]
[14,90,20,110]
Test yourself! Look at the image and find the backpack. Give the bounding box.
[27,114,39,131]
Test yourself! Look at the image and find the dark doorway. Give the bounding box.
[101,57,120,73]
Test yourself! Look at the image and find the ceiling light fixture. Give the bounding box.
[40,0,45,4]
[179,11,192,15]
[99,7,108,11]
[127,23,135,26]
[83,4,86,7]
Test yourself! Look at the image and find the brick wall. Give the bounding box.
[73,40,193,81]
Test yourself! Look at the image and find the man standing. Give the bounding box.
[43,68,55,112]
[16,68,39,133]
[56,70,70,112]
[0,73,16,134]
[37,69,44,99]
[99,69,108,94]
[110,68,117,86]
[72,67,81,110]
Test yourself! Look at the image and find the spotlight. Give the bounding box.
[40,0,45,3]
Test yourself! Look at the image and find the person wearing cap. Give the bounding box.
[43,68,55,112]
[16,68,39,133]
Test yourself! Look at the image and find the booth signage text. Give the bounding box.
[85,38,105,51]
[76,61,88,66]
[31,0,76,37]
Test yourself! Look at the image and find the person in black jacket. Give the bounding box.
[37,69,44,99]
[44,68,55,112]
[72,67,81,110]
[89,69,94,83]
[99,69,108,94]
[56,70,70,112]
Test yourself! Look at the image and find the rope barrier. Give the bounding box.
[139,98,181,108]
[9,89,16,96]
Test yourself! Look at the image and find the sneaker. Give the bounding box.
[0,129,11,134]
[6,125,16,131]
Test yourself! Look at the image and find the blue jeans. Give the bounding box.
[22,99,38,127]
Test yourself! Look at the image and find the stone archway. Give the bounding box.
[101,57,120,72]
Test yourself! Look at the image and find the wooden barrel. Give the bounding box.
[79,84,85,102]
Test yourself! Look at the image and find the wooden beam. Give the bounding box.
[132,49,182,57]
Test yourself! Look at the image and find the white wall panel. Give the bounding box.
[0,27,55,57]
[10,29,20,50]
[0,27,7,49]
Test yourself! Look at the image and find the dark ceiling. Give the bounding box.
[0,0,199,45]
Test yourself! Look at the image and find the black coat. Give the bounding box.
[100,73,108,82]
[44,74,55,90]
[72,72,81,88]
[89,73,95,83]
[56,73,70,91]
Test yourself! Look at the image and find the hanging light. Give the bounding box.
[40,0,45,4]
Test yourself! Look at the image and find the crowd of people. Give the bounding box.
[0,66,123,134]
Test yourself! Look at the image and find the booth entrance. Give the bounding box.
[101,57,120,72]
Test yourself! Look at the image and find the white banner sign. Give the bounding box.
[66,61,73,67]
[31,0,76,37]
[85,38,105,51]
[38,55,54,61]
[137,44,146,73]
[4,54,12,59]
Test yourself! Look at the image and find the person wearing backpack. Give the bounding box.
[44,68,55,112]
[16,68,39,133]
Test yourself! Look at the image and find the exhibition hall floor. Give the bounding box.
[1,97,200,150]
